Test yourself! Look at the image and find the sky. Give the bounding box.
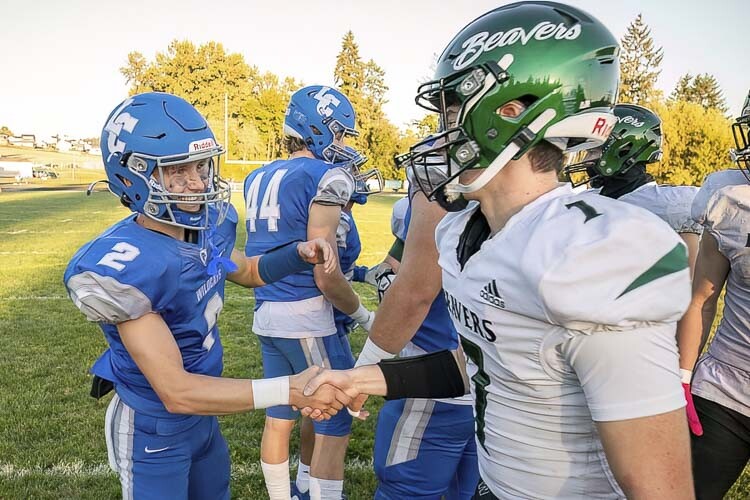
[0,0,745,140]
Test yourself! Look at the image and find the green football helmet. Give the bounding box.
[402,1,620,210]
[563,104,663,187]
[730,89,750,181]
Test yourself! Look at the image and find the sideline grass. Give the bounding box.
[0,190,748,499]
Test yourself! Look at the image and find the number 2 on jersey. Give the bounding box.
[97,242,140,271]
[246,169,288,233]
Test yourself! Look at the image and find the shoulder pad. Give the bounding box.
[312,166,354,207]
[64,233,178,323]
[692,169,747,224]
[528,193,690,330]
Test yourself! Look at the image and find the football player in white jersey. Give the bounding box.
[676,91,750,499]
[564,104,702,273]
[302,2,694,498]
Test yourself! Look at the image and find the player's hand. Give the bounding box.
[302,368,370,420]
[347,394,370,421]
[289,366,351,421]
[364,262,393,287]
[297,238,335,273]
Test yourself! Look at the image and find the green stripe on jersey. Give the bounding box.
[618,243,688,298]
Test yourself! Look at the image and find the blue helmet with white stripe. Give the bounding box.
[99,92,230,230]
[283,85,360,164]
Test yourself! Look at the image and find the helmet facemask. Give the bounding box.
[731,100,750,182]
[123,145,231,230]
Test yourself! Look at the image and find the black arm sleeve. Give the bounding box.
[387,237,405,262]
[378,350,466,400]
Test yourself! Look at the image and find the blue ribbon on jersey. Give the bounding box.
[204,228,238,276]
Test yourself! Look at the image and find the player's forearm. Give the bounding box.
[227,252,265,288]
[368,274,439,354]
[315,267,360,314]
[161,373,257,415]
[677,296,718,370]
[598,410,694,500]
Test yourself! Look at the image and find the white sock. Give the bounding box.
[309,477,343,500]
[261,459,291,500]
[296,459,311,493]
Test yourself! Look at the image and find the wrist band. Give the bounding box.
[349,304,371,324]
[251,376,290,409]
[258,241,313,284]
[355,337,395,367]
[680,369,693,385]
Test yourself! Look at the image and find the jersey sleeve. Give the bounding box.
[692,169,747,225]
[531,199,691,331]
[702,184,750,257]
[64,238,179,324]
[390,197,409,240]
[311,166,354,206]
[664,186,702,234]
[557,323,685,421]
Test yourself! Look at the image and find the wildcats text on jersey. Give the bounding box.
[443,289,496,342]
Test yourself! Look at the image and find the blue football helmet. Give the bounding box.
[283,85,360,164]
[99,92,231,230]
[335,146,383,205]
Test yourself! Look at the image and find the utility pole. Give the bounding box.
[224,92,229,160]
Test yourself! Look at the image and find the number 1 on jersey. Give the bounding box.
[246,169,288,233]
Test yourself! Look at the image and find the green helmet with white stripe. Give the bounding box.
[403,1,620,210]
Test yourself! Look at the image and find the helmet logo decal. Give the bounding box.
[313,87,341,118]
[592,117,614,138]
[615,115,645,128]
[189,138,217,152]
[104,97,139,161]
[453,21,582,70]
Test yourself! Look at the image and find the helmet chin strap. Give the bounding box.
[444,108,557,199]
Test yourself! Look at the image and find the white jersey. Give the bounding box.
[436,184,690,499]
[691,179,750,417]
[617,182,702,234]
[691,169,747,225]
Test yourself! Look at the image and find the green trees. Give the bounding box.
[616,14,735,186]
[120,40,296,163]
[651,101,734,185]
[669,73,728,114]
[618,14,664,105]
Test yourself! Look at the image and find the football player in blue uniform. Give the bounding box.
[348,148,479,500]
[294,161,380,500]
[244,85,375,500]
[64,92,349,500]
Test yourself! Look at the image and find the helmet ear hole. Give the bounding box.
[310,125,323,136]
[618,143,633,158]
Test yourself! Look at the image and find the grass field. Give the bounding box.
[1,188,748,499]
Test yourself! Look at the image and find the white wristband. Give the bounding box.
[680,369,693,385]
[355,337,396,367]
[251,376,290,409]
[349,304,371,324]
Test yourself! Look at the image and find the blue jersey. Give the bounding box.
[64,207,238,418]
[243,157,353,304]
[334,210,362,332]
[401,197,459,353]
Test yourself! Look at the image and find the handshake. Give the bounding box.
[287,365,383,421]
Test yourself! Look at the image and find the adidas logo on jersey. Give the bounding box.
[480,280,505,309]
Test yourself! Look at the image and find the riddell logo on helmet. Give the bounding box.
[189,138,216,152]
[453,21,582,70]
[591,117,614,138]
